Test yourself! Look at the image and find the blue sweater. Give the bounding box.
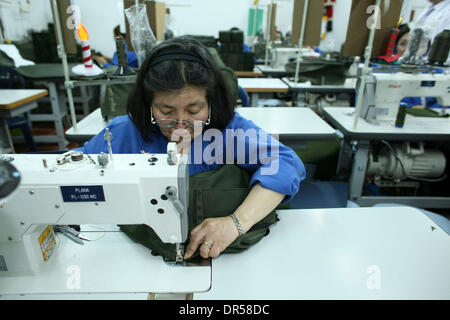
[401,97,448,109]
[76,112,305,202]
[103,41,138,68]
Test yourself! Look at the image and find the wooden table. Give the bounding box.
[235,67,264,78]
[0,89,48,153]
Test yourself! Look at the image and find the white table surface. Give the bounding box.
[0,89,47,107]
[66,107,336,141]
[238,78,289,91]
[323,106,450,139]
[283,77,357,91]
[196,206,450,300]
[2,207,448,299]
[65,108,108,140]
[236,107,336,138]
[0,228,211,296]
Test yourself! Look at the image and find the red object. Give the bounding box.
[81,42,93,68]
[385,28,399,56]
[326,5,333,18]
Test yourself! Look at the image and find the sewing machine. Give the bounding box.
[270,47,299,69]
[0,144,189,278]
[360,72,450,126]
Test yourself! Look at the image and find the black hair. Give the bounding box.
[127,36,236,142]
[395,24,410,49]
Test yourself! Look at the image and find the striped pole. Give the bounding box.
[385,28,399,57]
[81,40,93,68]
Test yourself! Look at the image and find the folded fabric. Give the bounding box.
[0,44,35,67]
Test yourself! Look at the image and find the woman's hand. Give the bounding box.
[184,216,240,259]
[184,184,285,260]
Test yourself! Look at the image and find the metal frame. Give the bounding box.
[0,100,38,153]
[340,138,450,209]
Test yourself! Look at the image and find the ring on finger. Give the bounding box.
[203,240,213,250]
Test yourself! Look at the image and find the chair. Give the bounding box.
[0,66,36,152]
[238,85,250,107]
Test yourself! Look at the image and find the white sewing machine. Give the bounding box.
[0,145,189,279]
[360,72,450,126]
[270,47,299,69]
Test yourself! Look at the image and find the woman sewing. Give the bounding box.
[76,36,305,260]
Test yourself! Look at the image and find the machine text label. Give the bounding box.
[60,185,105,202]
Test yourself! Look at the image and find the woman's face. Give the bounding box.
[151,86,209,142]
[396,32,409,57]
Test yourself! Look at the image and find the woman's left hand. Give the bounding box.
[184,217,239,259]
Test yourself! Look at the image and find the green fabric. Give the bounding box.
[99,66,135,118]
[119,165,283,261]
[405,108,449,118]
[15,63,79,79]
[285,57,352,85]
[0,51,16,68]
[13,41,36,62]
[294,137,341,180]
[207,47,238,101]
[100,83,134,118]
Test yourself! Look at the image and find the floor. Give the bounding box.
[13,121,78,153]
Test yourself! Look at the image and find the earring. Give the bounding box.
[150,107,156,124]
[205,106,211,125]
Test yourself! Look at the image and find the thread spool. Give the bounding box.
[428,30,450,66]
[111,37,136,77]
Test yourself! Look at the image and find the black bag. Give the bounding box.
[119,165,283,261]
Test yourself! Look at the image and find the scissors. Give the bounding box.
[54,225,90,245]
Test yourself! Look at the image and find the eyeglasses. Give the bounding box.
[150,107,211,128]
[153,118,207,128]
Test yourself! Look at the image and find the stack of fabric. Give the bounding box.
[219,30,254,71]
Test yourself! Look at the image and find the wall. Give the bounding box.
[0,0,53,41]
[0,0,432,58]
[71,0,126,57]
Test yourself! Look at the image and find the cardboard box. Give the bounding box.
[124,0,166,49]
[342,0,403,57]
[50,0,77,54]
[147,1,166,41]
[267,3,277,41]
[291,0,324,46]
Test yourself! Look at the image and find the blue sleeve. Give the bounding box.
[425,97,443,109]
[127,51,139,68]
[401,97,422,108]
[243,44,251,52]
[102,52,118,68]
[225,113,306,203]
[74,116,144,154]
